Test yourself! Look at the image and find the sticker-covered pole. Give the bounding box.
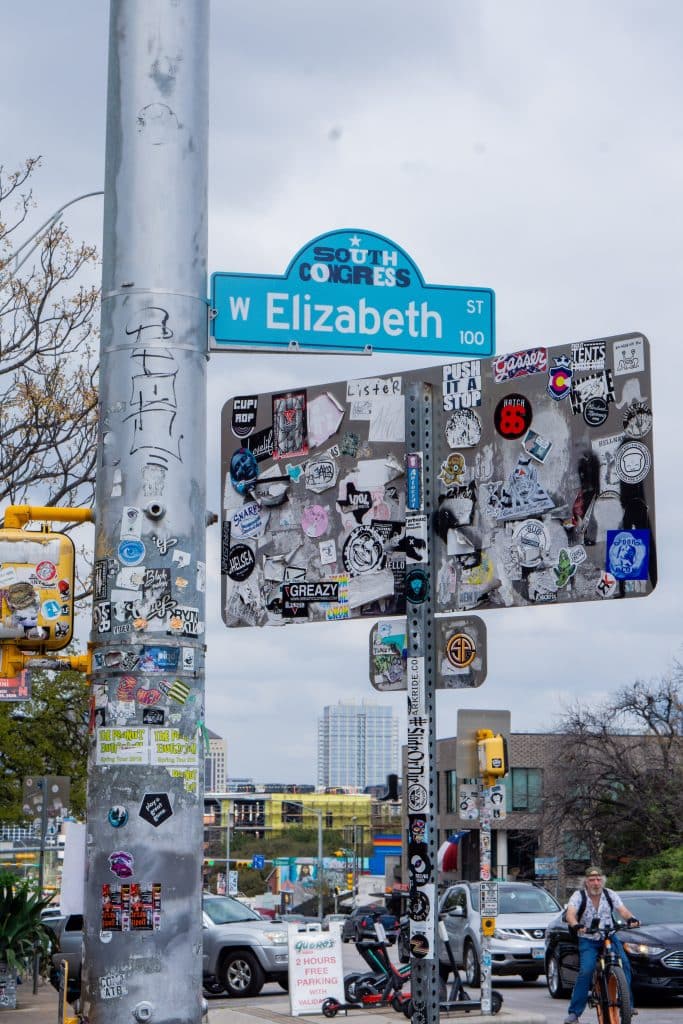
[83,4,209,1024]
[404,381,440,1024]
[479,789,493,1014]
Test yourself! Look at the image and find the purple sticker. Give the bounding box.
[301,505,329,538]
[109,850,134,878]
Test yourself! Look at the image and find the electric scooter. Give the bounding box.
[324,925,412,1016]
[436,919,503,1016]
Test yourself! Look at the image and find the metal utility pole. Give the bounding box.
[83,4,209,1024]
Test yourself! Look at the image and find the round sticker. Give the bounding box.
[409,933,430,959]
[615,441,651,484]
[407,784,428,812]
[445,409,481,448]
[301,505,329,538]
[342,526,385,575]
[229,447,258,494]
[408,890,431,922]
[445,632,476,669]
[406,569,429,604]
[108,806,129,829]
[226,543,256,582]
[512,518,551,568]
[583,397,609,427]
[35,560,57,583]
[494,394,533,439]
[118,538,145,566]
[41,599,62,620]
[623,402,652,439]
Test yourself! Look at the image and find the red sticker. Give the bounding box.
[494,394,532,439]
[36,561,57,582]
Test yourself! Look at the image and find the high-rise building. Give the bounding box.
[317,700,398,790]
[204,729,227,791]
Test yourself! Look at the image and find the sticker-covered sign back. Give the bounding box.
[220,332,656,628]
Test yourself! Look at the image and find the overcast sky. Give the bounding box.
[3,2,682,783]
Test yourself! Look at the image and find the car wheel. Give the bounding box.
[276,974,289,992]
[220,950,265,997]
[546,951,569,999]
[202,978,226,997]
[464,941,480,987]
[520,970,540,983]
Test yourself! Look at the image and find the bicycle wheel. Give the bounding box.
[605,965,631,1024]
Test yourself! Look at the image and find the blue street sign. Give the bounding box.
[252,854,265,870]
[210,228,495,357]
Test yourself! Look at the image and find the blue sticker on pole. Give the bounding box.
[210,228,495,357]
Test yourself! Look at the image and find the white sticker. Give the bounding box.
[612,337,644,376]
[120,507,143,539]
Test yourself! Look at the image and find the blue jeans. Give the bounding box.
[568,935,632,1017]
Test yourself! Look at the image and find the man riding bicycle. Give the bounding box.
[564,866,640,1024]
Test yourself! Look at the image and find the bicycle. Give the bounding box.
[586,923,634,1024]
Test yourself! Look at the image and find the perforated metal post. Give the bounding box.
[405,381,439,1024]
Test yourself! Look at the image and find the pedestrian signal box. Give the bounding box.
[0,528,75,651]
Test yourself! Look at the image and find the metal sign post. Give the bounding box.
[84,4,209,1024]
[403,381,440,1024]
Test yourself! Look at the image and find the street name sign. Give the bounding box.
[210,228,495,356]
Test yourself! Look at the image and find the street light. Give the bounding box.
[1,190,104,283]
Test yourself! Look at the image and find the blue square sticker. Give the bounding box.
[606,530,650,580]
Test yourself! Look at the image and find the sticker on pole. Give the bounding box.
[369,616,487,690]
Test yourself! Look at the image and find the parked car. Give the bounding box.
[398,881,561,984]
[545,889,683,998]
[50,894,289,1002]
[323,913,348,931]
[341,905,400,945]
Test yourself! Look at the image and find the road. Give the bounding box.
[204,942,683,1024]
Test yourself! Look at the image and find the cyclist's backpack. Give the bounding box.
[577,888,614,922]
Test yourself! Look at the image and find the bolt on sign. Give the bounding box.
[0,529,76,649]
[220,332,656,628]
[368,615,487,690]
[211,228,495,357]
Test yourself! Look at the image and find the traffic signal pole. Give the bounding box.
[82,4,209,1023]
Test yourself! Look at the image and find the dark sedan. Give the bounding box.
[545,890,683,998]
[341,905,400,945]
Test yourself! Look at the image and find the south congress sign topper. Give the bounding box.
[220,332,656,628]
[210,228,495,357]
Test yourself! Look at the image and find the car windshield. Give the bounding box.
[615,893,683,926]
[203,896,262,924]
[470,885,560,914]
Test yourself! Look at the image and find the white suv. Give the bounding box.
[439,881,561,985]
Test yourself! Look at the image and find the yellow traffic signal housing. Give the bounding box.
[346,872,354,890]
[0,527,75,651]
[476,728,508,786]
[481,916,496,937]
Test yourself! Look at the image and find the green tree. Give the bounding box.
[0,157,99,522]
[0,667,89,821]
[609,844,683,891]
[542,665,683,871]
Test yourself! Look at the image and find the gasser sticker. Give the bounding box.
[492,347,547,383]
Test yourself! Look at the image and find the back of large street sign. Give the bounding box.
[220,332,656,627]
